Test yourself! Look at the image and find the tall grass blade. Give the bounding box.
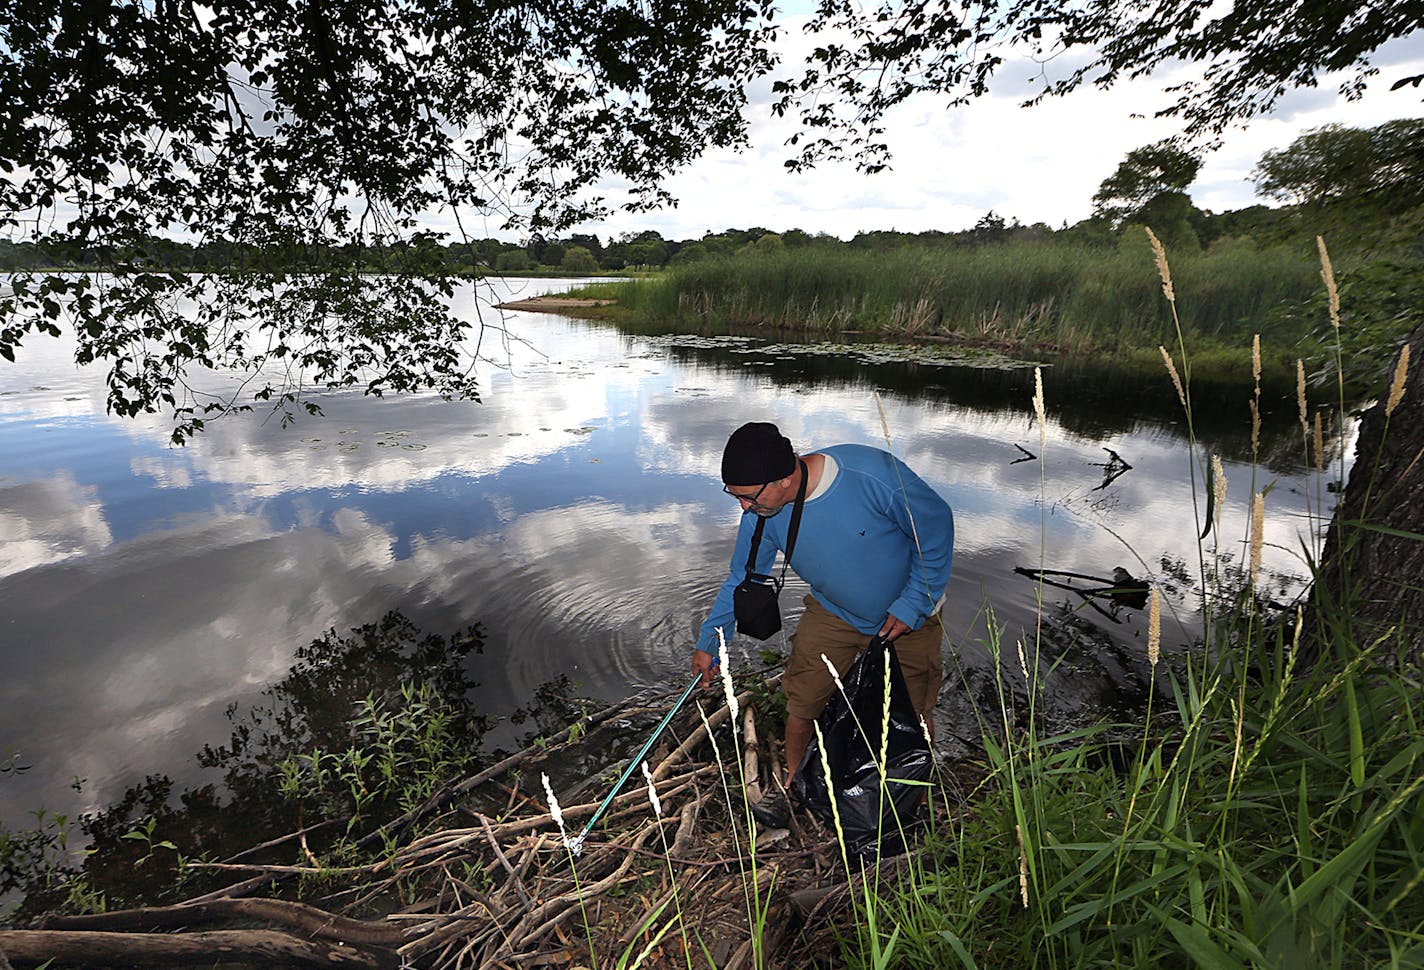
[1163,916,1248,970]
[935,928,980,969]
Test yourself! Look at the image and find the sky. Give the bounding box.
[7,17,1420,249]
[567,27,1424,244]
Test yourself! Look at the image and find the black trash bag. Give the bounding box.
[790,636,932,862]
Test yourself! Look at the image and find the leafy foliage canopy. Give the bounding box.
[774,0,1423,172]
[0,0,774,439]
[1092,141,1203,228]
[1254,119,1424,209]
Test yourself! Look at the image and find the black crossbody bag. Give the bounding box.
[732,460,808,640]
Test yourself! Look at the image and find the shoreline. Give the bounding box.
[494,295,618,311]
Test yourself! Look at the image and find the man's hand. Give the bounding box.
[692,648,718,688]
[878,615,911,641]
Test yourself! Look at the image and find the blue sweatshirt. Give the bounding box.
[695,443,954,656]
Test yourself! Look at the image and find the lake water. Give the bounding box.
[0,276,1336,831]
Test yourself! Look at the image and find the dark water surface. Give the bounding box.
[0,277,1336,830]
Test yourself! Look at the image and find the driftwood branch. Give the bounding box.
[743,704,763,803]
[651,686,755,783]
[0,929,398,969]
[39,897,410,946]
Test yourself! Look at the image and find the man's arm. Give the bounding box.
[692,512,778,684]
[881,458,954,631]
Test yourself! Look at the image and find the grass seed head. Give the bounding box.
[821,653,845,693]
[1252,333,1261,389]
[814,719,849,872]
[1387,344,1411,418]
[1211,455,1227,530]
[1160,346,1186,408]
[1147,586,1161,668]
[1317,236,1340,330]
[541,772,567,840]
[1032,367,1046,450]
[1313,413,1325,472]
[1296,359,1308,433]
[875,391,894,448]
[1146,227,1175,303]
[716,627,739,726]
[879,646,893,775]
[641,761,662,817]
[1250,398,1261,454]
[1016,823,1030,907]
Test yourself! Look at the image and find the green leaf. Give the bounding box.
[936,930,979,969]
[614,897,678,970]
[1290,818,1387,914]
[1046,863,1191,934]
[1296,767,1315,881]
[1344,677,1365,795]
[1342,521,1424,542]
[1163,917,1247,970]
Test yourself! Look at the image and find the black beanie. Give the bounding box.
[721,422,796,485]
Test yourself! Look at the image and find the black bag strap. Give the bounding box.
[744,459,809,588]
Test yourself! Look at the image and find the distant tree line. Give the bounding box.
[0,206,1344,275]
[9,118,1414,278]
[0,204,1374,274]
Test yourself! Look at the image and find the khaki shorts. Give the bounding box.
[783,594,944,721]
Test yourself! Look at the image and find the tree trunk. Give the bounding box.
[1316,320,1424,659]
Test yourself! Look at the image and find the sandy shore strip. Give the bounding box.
[494,295,615,311]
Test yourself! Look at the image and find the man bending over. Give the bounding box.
[692,421,953,796]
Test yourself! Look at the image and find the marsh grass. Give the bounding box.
[573,240,1320,364]
[873,614,1423,968]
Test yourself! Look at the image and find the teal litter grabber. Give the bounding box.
[565,672,702,856]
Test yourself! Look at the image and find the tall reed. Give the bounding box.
[591,240,1319,357]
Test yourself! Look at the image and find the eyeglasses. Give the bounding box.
[723,481,771,504]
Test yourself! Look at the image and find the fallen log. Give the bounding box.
[0,929,399,969]
[39,897,409,947]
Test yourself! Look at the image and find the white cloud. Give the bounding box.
[579,31,1424,241]
[0,492,732,817]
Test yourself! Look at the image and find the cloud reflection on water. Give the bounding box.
[0,474,113,578]
[0,288,1333,826]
